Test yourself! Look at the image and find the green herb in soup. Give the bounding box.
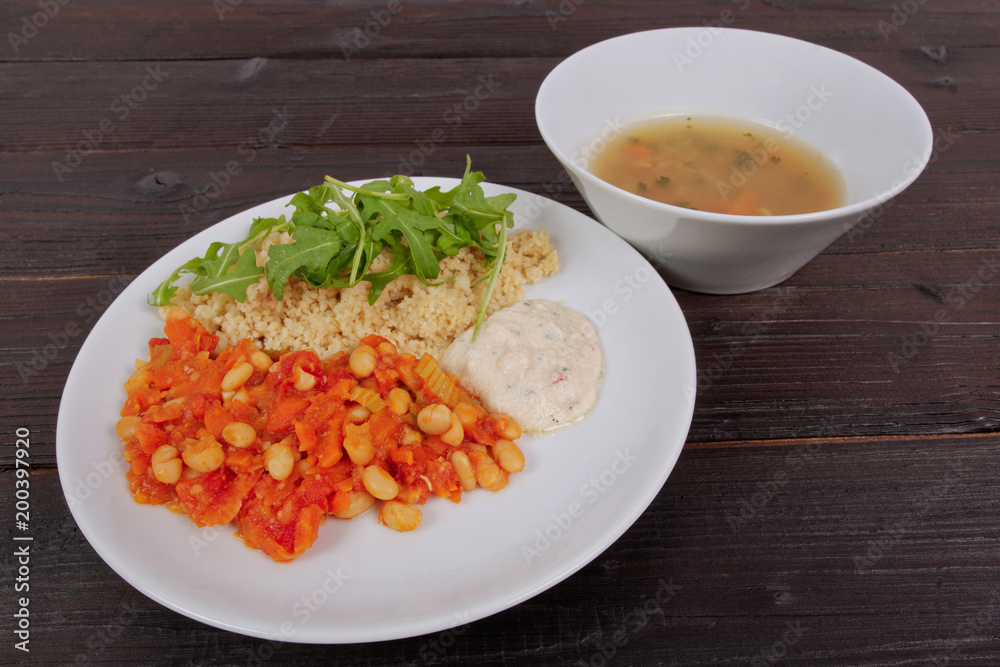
[588,116,846,216]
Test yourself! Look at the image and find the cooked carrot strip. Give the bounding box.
[725,188,760,216]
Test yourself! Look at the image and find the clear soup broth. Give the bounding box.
[588,115,846,216]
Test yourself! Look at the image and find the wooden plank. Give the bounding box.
[0,58,541,152]
[0,144,997,280]
[0,146,567,278]
[7,433,1000,663]
[9,249,998,330]
[0,52,996,152]
[2,0,998,663]
[1,0,997,62]
[687,335,1000,441]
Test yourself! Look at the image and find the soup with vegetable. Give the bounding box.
[588,115,846,216]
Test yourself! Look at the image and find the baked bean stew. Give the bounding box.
[118,308,525,562]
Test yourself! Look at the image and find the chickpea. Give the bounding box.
[385,387,412,416]
[492,439,525,473]
[399,425,423,446]
[343,423,375,466]
[181,466,203,481]
[249,349,273,371]
[150,445,184,484]
[440,412,465,447]
[151,445,182,485]
[331,490,377,520]
[293,366,317,392]
[362,465,399,500]
[376,340,397,356]
[115,415,142,440]
[379,500,422,532]
[417,404,452,435]
[471,451,508,492]
[221,362,254,392]
[346,403,372,425]
[182,437,225,473]
[222,421,256,449]
[349,344,377,379]
[263,442,295,481]
[489,412,522,441]
[450,451,476,491]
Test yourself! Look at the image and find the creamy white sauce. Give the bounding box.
[441,299,604,434]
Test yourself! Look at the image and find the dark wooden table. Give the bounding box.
[3,1,999,664]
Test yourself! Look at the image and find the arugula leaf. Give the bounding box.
[150,158,517,339]
[265,226,344,301]
[433,215,473,256]
[363,237,414,304]
[190,245,264,301]
[196,242,241,281]
[244,215,292,251]
[148,254,204,306]
[360,196,443,282]
[474,219,507,339]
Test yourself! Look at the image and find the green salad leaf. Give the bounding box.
[190,242,264,300]
[150,158,516,339]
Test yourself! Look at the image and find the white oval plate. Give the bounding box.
[56,178,697,644]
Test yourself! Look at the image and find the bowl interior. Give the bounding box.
[536,28,933,212]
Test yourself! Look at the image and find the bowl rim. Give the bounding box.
[535,27,934,227]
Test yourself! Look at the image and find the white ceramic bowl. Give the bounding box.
[535,28,933,293]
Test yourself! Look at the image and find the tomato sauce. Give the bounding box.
[118,309,524,562]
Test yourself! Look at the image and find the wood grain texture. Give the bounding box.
[2,0,999,663]
[4,434,1000,665]
[1,0,998,62]
[0,52,996,152]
